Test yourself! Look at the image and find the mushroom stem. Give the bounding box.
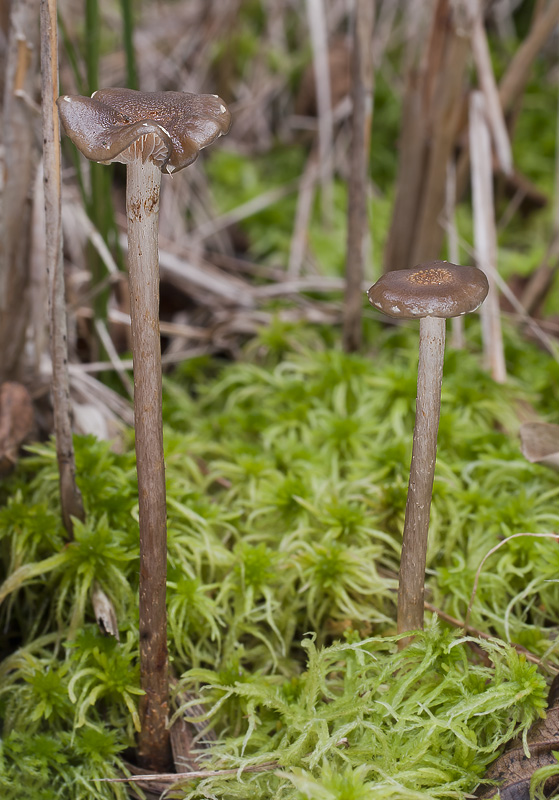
[397,315,445,641]
[126,158,170,769]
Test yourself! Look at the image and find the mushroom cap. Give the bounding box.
[367,261,489,320]
[56,88,232,173]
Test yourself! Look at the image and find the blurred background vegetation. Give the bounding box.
[1,0,558,438]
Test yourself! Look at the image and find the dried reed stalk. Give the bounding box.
[445,160,464,350]
[0,0,39,381]
[306,0,333,220]
[342,0,374,352]
[498,0,559,112]
[469,90,507,383]
[384,0,472,271]
[383,70,425,271]
[471,6,512,176]
[40,0,85,534]
[456,0,559,195]
[288,152,318,277]
[411,0,473,265]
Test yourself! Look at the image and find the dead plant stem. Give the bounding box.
[40,0,85,535]
[342,0,374,352]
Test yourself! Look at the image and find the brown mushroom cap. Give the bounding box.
[367,261,489,320]
[57,88,232,173]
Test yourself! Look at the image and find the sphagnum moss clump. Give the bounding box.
[0,321,558,798]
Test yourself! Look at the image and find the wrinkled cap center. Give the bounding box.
[409,267,453,286]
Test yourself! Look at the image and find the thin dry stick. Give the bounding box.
[412,0,473,265]
[424,601,558,673]
[373,0,399,68]
[383,0,440,273]
[469,90,507,383]
[554,34,559,237]
[119,232,255,305]
[0,0,38,382]
[498,0,559,113]
[465,532,559,631]
[40,0,85,535]
[454,0,559,194]
[78,306,211,342]
[68,347,215,374]
[383,70,425,271]
[306,0,334,221]
[471,6,513,176]
[190,178,302,244]
[288,152,318,277]
[384,0,470,272]
[445,160,464,349]
[99,760,280,785]
[437,212,559,363]
[93,319,134,398]
[402,0,437,71]
[68,369,134,426]
[342,0,375,353]
[29,162,48,372]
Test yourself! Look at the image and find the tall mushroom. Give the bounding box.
[57,88,231,770]
[367,261,489,641]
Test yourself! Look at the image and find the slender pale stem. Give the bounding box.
[397,315,445,640]
[126,158,170,770]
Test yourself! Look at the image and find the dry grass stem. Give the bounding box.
[471,7,513,176]
[342,0,375,352]
[101,760,279,786]
[306,0,334,220]
[0,0,39,380]
[93,319,134,398]
[40,0,85,534]
[469,90,507,383]
[424,601,559,674]
[288,152,318,277]
[498,0,559,113]
[445,160,464,349]
[412,0,473,264]
[190,178,306,244]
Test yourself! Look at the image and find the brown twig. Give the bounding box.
[469,90,507,384]
[471,8,512,177]
[99,760,279,784]
[40,0,85,535]
[424,600,558,674]
[0,0,39,381]
[306,0,334,221]
[342,0,374,353]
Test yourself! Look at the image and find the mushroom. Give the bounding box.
[367,261,489,641]
[57,88,231,770]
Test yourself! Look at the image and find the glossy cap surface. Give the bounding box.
[367,261,489,320]
[57,88,232,173]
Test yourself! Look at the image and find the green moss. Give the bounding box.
[1,321,559,796]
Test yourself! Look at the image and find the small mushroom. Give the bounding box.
[57,88,231,771]
[367,261,489,640]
